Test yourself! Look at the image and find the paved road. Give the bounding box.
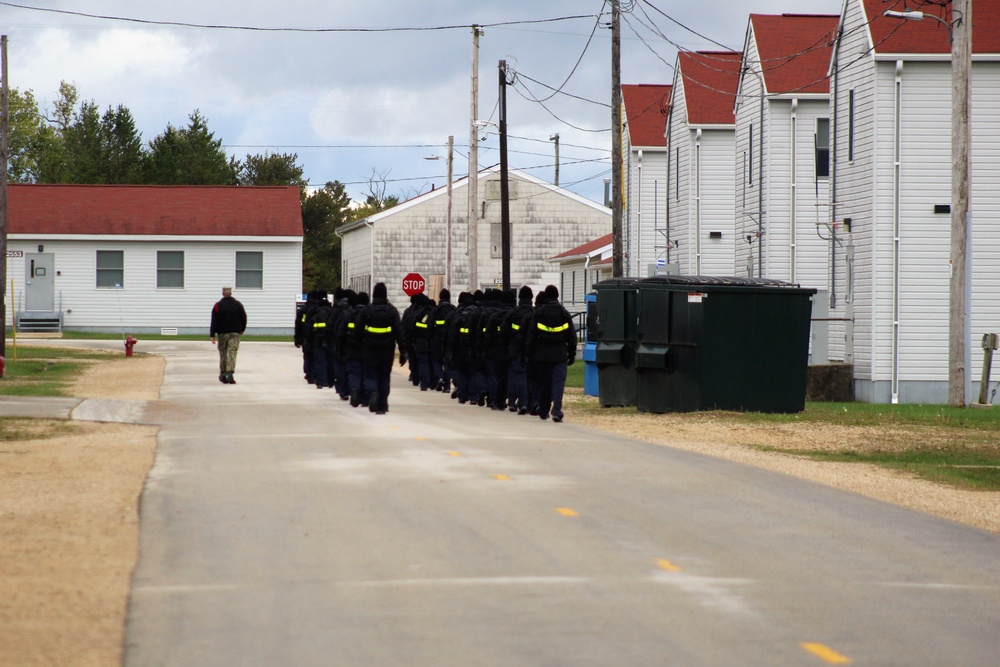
[114,341,1000,666]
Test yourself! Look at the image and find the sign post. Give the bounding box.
[402,272,426,297]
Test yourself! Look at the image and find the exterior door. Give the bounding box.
[25,253,55,311]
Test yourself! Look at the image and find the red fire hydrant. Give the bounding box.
[124,336,138,357]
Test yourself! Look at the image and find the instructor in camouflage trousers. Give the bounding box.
[210,286,247,384]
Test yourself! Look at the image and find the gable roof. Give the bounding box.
[861,0,1000,55]
[750,13,839,95]
[550,233,613,262]
[8,184,303,237]
[676,51,743,126]
[622,84,671,147]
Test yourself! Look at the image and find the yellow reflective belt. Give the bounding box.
[537,322,569,333]
[459,327,470,334]
[511,323,520,331]
[435,320,447,326]
[415,322,429,329]
[365,325,393,334]
[313,322,326,329]
[301,314,307,323]
[347,322,355,329]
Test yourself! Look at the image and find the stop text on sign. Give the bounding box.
[402,272,426,296]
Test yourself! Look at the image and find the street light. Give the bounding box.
[424,136,454,289]
[884,3,971,406]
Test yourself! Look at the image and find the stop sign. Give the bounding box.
[401,272,426,296]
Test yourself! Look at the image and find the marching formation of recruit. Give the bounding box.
[294,283,577,422]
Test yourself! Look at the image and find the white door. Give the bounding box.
[25,253,55,311]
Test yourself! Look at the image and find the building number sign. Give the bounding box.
[5,250,24,258]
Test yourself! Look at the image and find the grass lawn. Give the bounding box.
[0,346,118,397]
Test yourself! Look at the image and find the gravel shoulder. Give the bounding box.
[2,352,997,666]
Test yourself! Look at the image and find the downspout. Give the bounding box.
[636,149,643,276]
[665,102,673,266]
[758,75,765,278]
[892,60,903,404]
[790,98,798,284]
[695,128,702,274]
[365,218,375,293]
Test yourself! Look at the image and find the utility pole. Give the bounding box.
[1,35,8,359]
[446,135,453,290]
[550,133,560,186]
[468,25,483,292]
[611,0,624,277]
[949,0,971,407]
[499,60,511,291]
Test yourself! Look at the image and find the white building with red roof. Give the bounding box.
[621,84,671,277]
[4,184,303,334]
[735,12,840,292]
[832,0,1000,403]
[546,233,613,308]
[666,50,743,277]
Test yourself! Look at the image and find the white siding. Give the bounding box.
[5,237,301,333]
[626,147,668,277]
[734,32,766,278]
[697,130,737,275]
[667,71,692,274]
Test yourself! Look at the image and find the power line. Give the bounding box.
[0,2,597,32]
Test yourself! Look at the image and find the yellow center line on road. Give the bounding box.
[448,451,462,457]
[494,474,511,481]
[801,642,853,664]
[556,507,579,517]
[656,559,681,572]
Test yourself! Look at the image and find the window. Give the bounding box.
[156,251,185,289]
[816,118,831,178]
[848,89,855,162]
[96,250,124,288]
[235,251,263,289]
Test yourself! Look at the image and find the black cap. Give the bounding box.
[518,285,533,301]
[439,288,451,302]
[373,282,387,299]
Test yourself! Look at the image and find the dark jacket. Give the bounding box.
[504,298,535,361]
[210,296,247,337]
[358,297,403,365]
[526,299,576,364]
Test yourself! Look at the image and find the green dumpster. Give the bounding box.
[635,276,816,414]
[594,278,640,407]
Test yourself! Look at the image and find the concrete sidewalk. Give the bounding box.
[0,395,163,425]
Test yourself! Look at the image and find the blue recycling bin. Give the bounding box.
[583,293,599,396]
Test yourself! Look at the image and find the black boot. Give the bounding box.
[226,372,236,384]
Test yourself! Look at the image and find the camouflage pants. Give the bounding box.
[217,332,241,374]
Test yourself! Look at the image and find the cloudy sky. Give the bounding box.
[2,0,840,204]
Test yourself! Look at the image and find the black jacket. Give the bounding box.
[210,296,247,336]
[358,297,403,365]
[526,300,576,364]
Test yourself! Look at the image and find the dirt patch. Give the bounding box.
[0,353,162,667]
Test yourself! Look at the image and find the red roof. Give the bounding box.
[622,84,671,147]
[751,14,839,95]
[8,184,303,237]
[551,233,612,260]
[864,0,1000,54]
[677,51,743,125]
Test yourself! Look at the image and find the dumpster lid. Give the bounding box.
[639,275,799,288]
